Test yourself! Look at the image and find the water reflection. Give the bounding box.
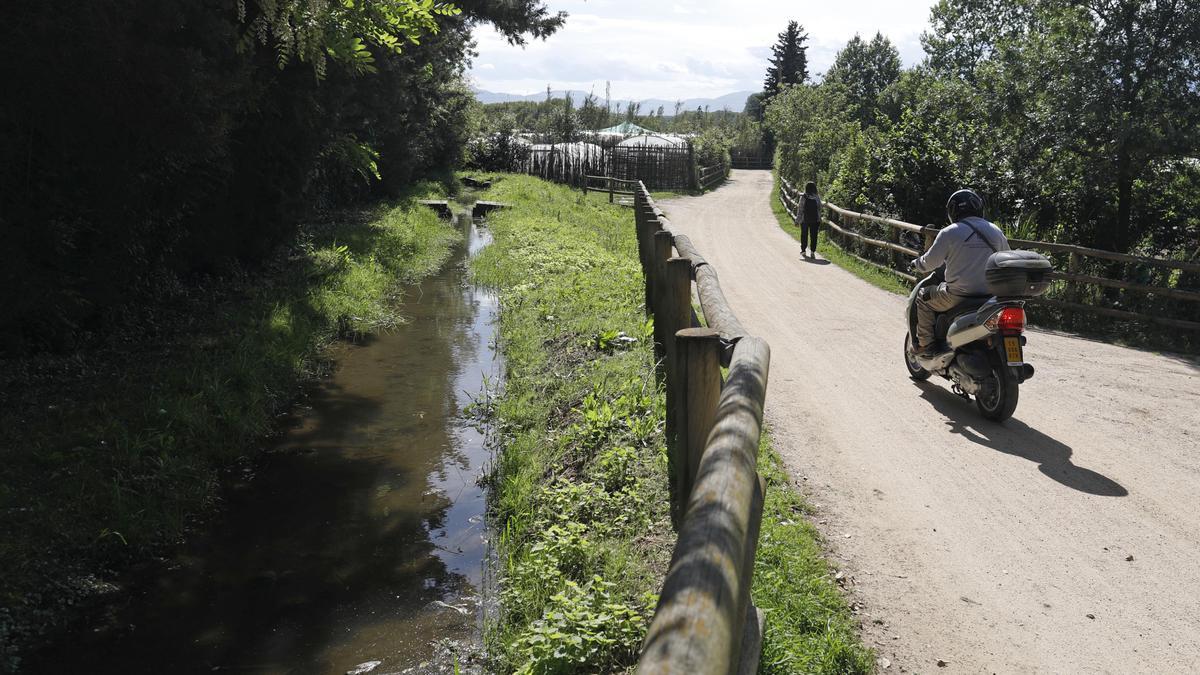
[38,221,499,674]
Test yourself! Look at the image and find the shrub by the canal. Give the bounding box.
[471,175,672,673]
[0,186,459,669]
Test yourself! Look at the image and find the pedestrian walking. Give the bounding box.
[800,181,821,257]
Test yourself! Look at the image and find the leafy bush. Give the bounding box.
[511,577,654,675]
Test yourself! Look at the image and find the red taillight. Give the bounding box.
[998,307,1026,333]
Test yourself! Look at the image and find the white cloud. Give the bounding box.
[469,0,939,100]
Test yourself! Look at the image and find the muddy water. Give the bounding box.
[40,220,499,674]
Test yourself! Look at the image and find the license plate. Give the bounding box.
[1004,336,1023,365]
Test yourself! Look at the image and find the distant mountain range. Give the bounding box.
[474,89,755,114]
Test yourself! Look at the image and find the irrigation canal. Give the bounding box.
[37,217,500,674]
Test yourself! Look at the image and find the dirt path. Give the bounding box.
[660,170,1200,674]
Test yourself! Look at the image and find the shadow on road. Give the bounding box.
[802,257,832,265]
[914,381,1128,497]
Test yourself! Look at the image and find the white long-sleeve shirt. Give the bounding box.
[913,217,1010,296]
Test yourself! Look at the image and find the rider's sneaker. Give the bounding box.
[915,342,940,357]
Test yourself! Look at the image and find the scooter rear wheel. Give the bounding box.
[904,333,931,381]
[976,366,1019,422]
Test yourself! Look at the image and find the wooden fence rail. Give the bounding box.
[583,174,639,203]
[778,177,1200,331]
[632,183,771,675]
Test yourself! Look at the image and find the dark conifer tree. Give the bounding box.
[763,21,809,100]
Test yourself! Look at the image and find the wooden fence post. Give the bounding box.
[609,177,615,203]
[890,224,901,271]
[652,231,674,362]
[674,327,723,516]
[1067,251,1083,303]
[924,225,937,251]
[688,143,698,191]
[663,257,693,445]
[638,208,659,315]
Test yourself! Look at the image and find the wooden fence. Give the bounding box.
[730,148,771,170]
[583,175,639,205]
[697,163,727,191]
[778,177,1200,332]
[631,183,771,675]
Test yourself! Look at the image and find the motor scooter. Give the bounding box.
[900,233,1051,422]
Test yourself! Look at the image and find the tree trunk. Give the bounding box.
[1113,139,1134,254]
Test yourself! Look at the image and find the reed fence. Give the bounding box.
[610,146,695,190]
[508,140,735,193]
[778,177,1200,333]
[630,183,771,675]
[522,144,608,188]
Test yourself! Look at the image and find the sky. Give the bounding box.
[469,0,940,101]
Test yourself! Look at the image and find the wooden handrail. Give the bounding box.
[637,336,770,675]
[1010,238,1200,273]
[633,183,770,675]
[1047,271,1200,303]
[670,234,748,340]
[586,174,640,185]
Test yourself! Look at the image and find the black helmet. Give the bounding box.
[946,189,984,223]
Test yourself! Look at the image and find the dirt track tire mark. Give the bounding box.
[660,170,1200,673]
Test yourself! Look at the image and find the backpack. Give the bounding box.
[802,194,820,224]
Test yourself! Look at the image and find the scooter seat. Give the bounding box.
[934,296,992,339]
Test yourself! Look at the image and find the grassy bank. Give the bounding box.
[472,175,672,673]
[0,187,459,670]
[754,435,874,673]
[476,173,871,673]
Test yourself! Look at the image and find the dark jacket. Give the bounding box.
[800,193,821,225]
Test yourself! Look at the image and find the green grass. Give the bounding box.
[471,175,672,674]
[0,184,460,670]
[768,171,911,296]
[475,173,872,674]
[755,431,875,674]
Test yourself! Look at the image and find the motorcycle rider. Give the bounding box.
[910,189,1010,356]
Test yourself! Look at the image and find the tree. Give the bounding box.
[238,0,462,77]
[744,92,766,121]
[1036,0,1200,252]
[764,21,809,99]
[765,84,857,185]
[925,0,1200,252]
[579,91,609,130]
[550,92,579,141]
[823,32,901,127]
[0,0,564,352]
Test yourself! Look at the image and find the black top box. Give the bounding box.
[986,250,1053,297]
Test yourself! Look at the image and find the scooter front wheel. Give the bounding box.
[976,366,1019,421]
[904,333,931,381]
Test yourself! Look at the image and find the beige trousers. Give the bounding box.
[916,282,963,348]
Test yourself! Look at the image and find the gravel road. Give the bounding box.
[660,170,1200,674]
